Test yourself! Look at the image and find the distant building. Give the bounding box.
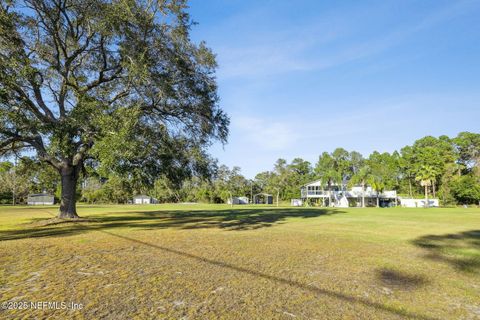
[133,195,156,204]
[27,193,55,205]
[254,193,273,205]
[301,179,397,207]
[399,198,439,208]
[291,199,303,207]
[227,196,249,205]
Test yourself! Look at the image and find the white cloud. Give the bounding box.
[217,45,308,79]
[233,116,298,151]
[215,25,340,79]
[215,0,477,80]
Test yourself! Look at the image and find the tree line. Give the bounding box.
[1,131,479,206]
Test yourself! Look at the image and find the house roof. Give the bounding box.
[302,179,322,187]
[28,193,54,197]
[302,179,348,187]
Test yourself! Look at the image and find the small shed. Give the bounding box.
[133,195,156,204]
[227,196,249,205]
[27,193,55,205]
[291,199,303,207]
[254,193,273,205]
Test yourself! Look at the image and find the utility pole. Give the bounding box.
[276,188,279,207]
[250,180,253,205]
[12,152,17,206]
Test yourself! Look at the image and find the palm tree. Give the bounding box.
[368,176,385,208]
[415,165,436,208]
[350,165,371,207]
[318,169,339,207]
[316,152,342,207]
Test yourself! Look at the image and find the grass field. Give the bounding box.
[0,204,479,319]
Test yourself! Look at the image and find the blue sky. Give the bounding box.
[188,0,480,178]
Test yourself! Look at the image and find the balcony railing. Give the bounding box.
[301,189,397,198]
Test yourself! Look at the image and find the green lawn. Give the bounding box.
[0,204,479,319]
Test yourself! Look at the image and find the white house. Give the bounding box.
[300,180,397,207]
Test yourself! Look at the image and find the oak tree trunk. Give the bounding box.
[58,165,80,219]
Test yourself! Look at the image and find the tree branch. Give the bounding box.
[12,84,55,124]
[29,78,57,120]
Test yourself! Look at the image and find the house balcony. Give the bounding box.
[301,188,397,199]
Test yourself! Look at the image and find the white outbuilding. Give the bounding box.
[291,199,303,207]
[227,196,249,205]
[27,193,55,205]
[133,195,156,204]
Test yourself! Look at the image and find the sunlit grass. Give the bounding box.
[0,204,479,319]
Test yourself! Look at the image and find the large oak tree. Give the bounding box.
[0,0,229,218]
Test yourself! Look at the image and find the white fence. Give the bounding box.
[399,198,439,207]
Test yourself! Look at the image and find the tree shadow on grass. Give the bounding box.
[90,229,439,320]
[0,208,442,319]
[0,208,339,241]
[412,230,480,274]
[376,268,429,290]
